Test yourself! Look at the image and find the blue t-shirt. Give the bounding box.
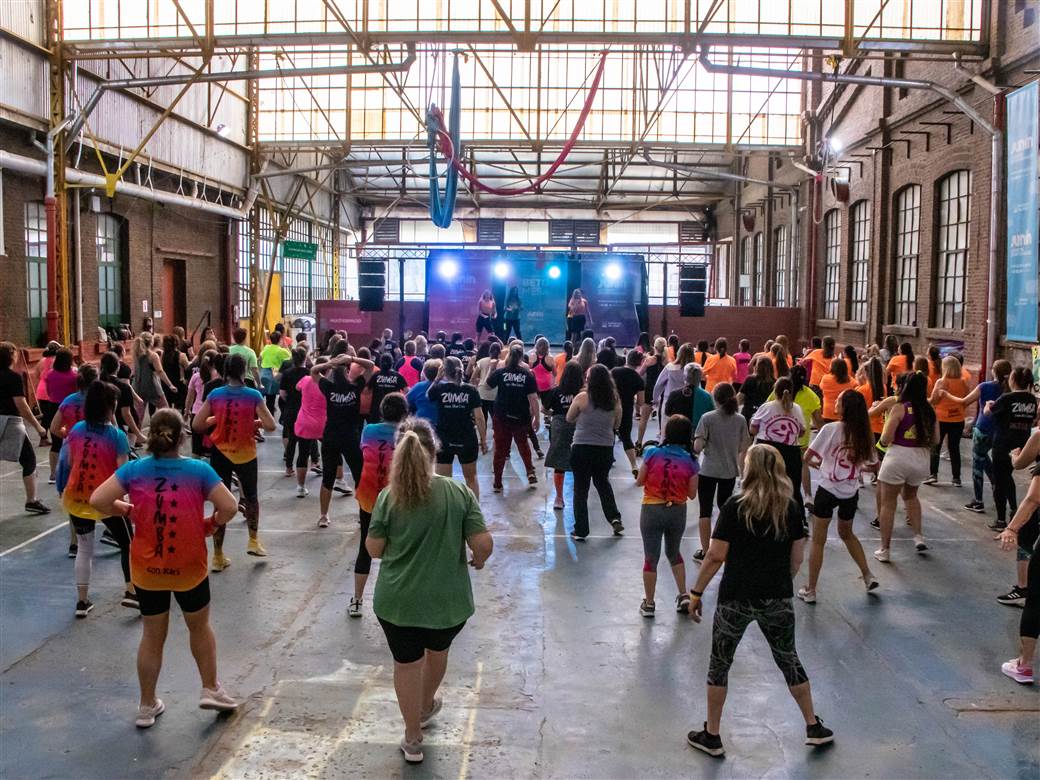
[974,380,1003,435]
[406,380,439,425]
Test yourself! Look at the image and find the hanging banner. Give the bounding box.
[1006,82,1039,343]
[579,255,644,347]
[315,299,371,336]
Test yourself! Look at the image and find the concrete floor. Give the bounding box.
[1,430,1038,780]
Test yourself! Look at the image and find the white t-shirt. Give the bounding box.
[807,421,878,499]
[475,357,499,401]
[750,400,805,447]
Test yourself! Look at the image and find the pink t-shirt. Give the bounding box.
[734,352,752,384]
[188,372,206,414]
[44,368,79,404]
[34,356,55,401]
[294,375,327,440]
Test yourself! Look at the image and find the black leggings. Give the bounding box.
[321,433,362,489]
[566,315,586,344]
[992,447,1018,526]
[570,443,619,538]
[288,436,319,469]
[1022,535,1040,640]
[762,440,803,512]
[356,509,373,575]
[698,475,736,520]
[16,434,36,477]
[209,449,259,540]
[502,319,521,340]
[72,515,133,584]
[708,598,808,687]
[931,420,964,480]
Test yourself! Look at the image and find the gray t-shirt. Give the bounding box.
[695,409,751,479]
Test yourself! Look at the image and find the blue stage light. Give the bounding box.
[604,262,622,281]
[437,258,459,279]
[547,265,562,280]
[493,261,511,280]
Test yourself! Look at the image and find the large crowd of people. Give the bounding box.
[0,320,1037,763]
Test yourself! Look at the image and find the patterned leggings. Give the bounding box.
[707,598,808,687]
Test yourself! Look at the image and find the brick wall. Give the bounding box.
[0,128,230,348]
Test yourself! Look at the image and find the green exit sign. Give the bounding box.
[282,240,318,260]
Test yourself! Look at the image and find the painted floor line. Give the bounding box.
[0,521,68,558]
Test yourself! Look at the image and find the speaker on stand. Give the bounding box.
[679,264,707,317]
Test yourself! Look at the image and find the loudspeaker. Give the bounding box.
[358,259,386,311]
[679,264,707,317]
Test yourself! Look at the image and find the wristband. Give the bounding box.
[690,589,703,598]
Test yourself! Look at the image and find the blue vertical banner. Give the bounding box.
[1006,82,1039,343]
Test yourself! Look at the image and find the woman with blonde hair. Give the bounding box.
[927,355,969,486]
[366,418,494,764]
[686,443,831,758]
[653,342,696,420]
[132,332,175,415]
[575,337,598,376]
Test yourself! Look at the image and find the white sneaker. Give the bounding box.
[913,535,928,553]
[296,485,309,498]
[333,479,353,496]
[347,597,362,617]
[862,572,879,591]
[873,547,891,563]
[135,698,165,728]
[318,515,330,528]
[420,696,443,728]
[797,586,817,604]
[400,736,424,763]
[199,685,238,712]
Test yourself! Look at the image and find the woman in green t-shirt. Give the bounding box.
[366,418,494,764]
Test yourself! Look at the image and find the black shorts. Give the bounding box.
[377,618,466,664]
[50,432,63,454]
[436,438,479,466]
[812,486,859,521]
[135,577,211,617]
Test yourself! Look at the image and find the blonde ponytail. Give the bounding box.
[388,419,439,509]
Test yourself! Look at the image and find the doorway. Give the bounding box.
[162,259,187,331]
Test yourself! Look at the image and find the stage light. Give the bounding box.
[604,262,622,281]
[437,258,459,279]
[493,261,511,279]
[827,136,843,154]
[547,265,562,280]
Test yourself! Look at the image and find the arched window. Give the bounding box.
[847,201,871,322]
[935,170,971,330]
[892,184,921,326]
[822,209,841,320]
[96,214,125,329]
[24,202,48,345]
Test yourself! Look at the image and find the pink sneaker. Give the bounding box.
[200,685,239,711]
[1000,659,1034,685]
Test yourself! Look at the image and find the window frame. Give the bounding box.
[934,170,972,330]
[847,200,871,323]
[753,231,764,305]
[24,202,48,346]
[738,235,752,306]
[822,209,841,320]
[892,184,921,326]
[96,214,126,330]
[714,240,730,301]
[773,224,787,306]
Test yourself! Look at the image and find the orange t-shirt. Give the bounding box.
[667,346,676,362]
[554,352,568,381]
[703,354,737,391]
[857,383,885,434]
[934,377,969,423]
[805,349,833,386]
[886,356,914,388]
[820,374,857,420]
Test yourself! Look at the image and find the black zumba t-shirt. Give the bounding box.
[428,381,481,444]
[447,343,469,361]
[488,366,537,423]
[611,366,645,421]
[368,369,409,421]
[543,386,575,417]
[711,496,806,602]
[319,372,366,438]
[991,391,1038,451]
[279,365,308,417]
[104,376,134,419]
[0,367,25,416]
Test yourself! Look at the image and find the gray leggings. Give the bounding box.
[639,502,686,567]
[708,598,808,688]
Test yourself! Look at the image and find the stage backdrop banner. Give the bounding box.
[427,250,568,342]
[580,255,643,347]
[316,299,371,336]
[1006,81,1039,343]
[427,250,488,338]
